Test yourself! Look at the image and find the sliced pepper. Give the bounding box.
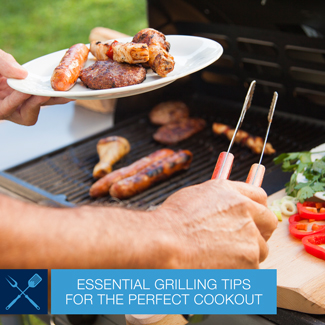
[297,201,325,220]
[302,233,325,260]
[106,40,118,60]
[288,213,325,239]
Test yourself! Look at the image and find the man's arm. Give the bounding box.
[0,179,277,269]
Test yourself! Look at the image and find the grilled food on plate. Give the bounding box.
[51,43,89,91]
[149,101,190,125]
[212,123,276,155]
[89,148,174,197]
[80,60,146,89]
[109,150,193,199]
[153,118,206,145]
[133,28,175,77]
[90,40,149,64]
[93,136,130,178]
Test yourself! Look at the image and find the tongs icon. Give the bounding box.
[211,80,278,187]
[5,274,42,310]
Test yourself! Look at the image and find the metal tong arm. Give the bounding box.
[212,91,278,188]
[246,91,278,186]
[212,80,256,180]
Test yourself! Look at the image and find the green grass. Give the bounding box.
[0,315,46,325]
[0,0,147,64]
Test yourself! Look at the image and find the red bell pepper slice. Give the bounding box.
[288,213,325,239]
[297,201,325,220]
[106,40,118,60]
[302,233,325,260]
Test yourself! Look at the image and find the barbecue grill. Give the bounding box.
[1,0,325,324]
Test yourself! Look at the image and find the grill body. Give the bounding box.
[5,97,325,209]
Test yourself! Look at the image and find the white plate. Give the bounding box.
[7,35,223,100]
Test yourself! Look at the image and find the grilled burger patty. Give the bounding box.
[153,118,206,145]
[149,101,190,125]
[80,59,146,89]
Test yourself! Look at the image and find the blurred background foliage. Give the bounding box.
[0,0,147,64]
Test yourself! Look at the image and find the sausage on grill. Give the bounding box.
[51,43,89,91]
[109,150,193,199]
[89,148,175,197]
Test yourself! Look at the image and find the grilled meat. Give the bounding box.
[109,150,193,199]
[89,148,175,197]
[93,136,131,178]
[80,60,146,89]
[90,40,149,64]
[132,28,175,77]
[149,101,190,125]
[212,123,276,155]
[51,43,89,91]
[153,118,206,145]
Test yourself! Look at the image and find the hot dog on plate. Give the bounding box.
[51,43,89,91]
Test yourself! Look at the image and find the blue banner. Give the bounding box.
[51,269,276,314]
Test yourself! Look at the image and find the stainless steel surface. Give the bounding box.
[216,80,256,179]
[252,91,278,185]
[0,102,113,171]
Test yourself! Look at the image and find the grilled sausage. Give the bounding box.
[51,43,89,91]
[93,136,131,178]
[89,148,174,197]
[109,150,193,199]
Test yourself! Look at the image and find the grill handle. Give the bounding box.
[0,171,75,207]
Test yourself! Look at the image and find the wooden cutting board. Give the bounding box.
[260,189,325,314]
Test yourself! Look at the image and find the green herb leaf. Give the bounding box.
[299,153,312,163]
[311,182,325,193]
[294,182,312,190]
[273,148,325,203]
[297,186,314,202]
[313,160,325,173]
[273,153,289,165]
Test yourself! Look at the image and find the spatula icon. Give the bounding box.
[5,273,42,310]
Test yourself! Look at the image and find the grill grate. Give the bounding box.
[6,97,325,209]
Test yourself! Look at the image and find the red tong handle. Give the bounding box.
[211,153,265,187]
[211,152,234,180]
[245,163,265,187]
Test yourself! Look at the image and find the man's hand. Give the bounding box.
[156,179,278,269]
[0,179,277,270]
[0,49,72,125]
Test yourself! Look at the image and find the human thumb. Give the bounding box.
[0,49,28,79]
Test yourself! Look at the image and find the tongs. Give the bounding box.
[211,80,278,187]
